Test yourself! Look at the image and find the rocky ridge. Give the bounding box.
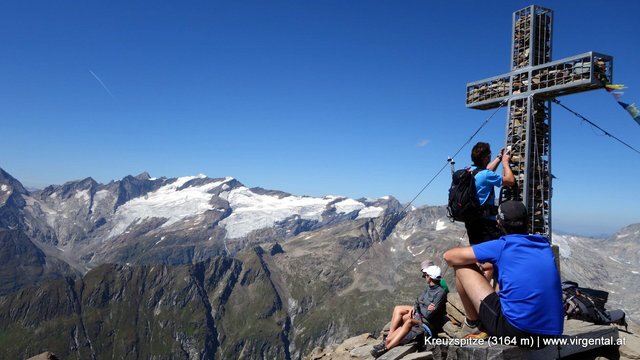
[0,168,402,274]
[0,247,292,359]
[0,168,638,359]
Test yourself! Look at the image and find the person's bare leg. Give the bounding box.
[389,305,412,335]
[481,262,493,283]
[454,264,495,321]
[385,318,420,349]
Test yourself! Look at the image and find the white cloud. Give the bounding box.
[416,139,430,147]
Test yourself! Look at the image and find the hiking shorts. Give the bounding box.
[399,324,424,345]
[478,292,531,339]
[464,218,502,245]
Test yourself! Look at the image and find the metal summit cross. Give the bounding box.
[466,5,613,240]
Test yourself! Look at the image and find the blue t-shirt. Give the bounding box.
[471,167,501,206]
[472,234,564,336]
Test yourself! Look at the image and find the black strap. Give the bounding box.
[471,167,484,176]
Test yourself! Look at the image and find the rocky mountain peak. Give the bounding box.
[612,223,640,241]
[134,171,151,180]
[0,167,27,196]
[0,168,28,229]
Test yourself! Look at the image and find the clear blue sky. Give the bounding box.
[1,0,639,236]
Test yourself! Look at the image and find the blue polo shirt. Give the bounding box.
[472,234,564,336]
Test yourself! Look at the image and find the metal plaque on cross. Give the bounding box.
[465,5,613,240]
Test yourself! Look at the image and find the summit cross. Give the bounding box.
[466,5,613,240]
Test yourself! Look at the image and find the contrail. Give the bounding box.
[89,70,116,100]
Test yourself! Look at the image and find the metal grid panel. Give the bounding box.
[512,5,552,70]
[500,97,551,236]
[531,53,613,95]
[528,99,551,236]
[512,72,529,95]
[512,6,533,70]
[466,75,510,108]
[501,98,528,203]
[466,53,613,109]
[532,6,553,66]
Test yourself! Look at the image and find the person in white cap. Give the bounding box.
[421,259,449,292]
[371,263,447,358]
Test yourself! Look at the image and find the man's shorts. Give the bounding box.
[399,324,424,345]
[464,218,502,245]
[478,292,531,338]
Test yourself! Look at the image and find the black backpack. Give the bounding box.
[447,168,483,222]
[562,281,627,330]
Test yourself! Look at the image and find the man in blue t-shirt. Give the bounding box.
[465,142,515,246]
[443,201,564,341]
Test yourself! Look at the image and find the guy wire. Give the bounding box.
[314,100,508,306]
[552,99,640,155]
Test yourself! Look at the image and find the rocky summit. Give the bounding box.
[0,167,638,359]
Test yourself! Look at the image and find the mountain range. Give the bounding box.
[0,167,638,359]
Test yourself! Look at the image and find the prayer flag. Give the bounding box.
[607,85,640,126]
[605,84,626,91]
[617,101,640,125]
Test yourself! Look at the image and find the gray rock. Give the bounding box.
[378,343,419,360]
[337,333,376,351]
[619,331,640,359]
[402,351,434,360]
[26,352,59,360]
[350,344,376,359]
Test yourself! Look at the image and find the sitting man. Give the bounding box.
[371,263,447,358]
[443,200,563,342]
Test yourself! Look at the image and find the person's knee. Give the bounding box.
[454,263,482,272]
[395,305,411,315]
[403,319,415,329]
[453,264,484,280]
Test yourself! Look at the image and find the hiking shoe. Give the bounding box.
[463,331,489,340]
[464,318,479,328]
[370,346,388,358]
[459,318,483,338]
[372,341,386,351]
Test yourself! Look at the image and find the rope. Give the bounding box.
[314,100,508,306]
[552,99,640,155]
[314,97,639,311]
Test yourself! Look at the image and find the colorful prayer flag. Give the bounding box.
[605,84,626,91]
[607,85,640,126]
[617,101,640,125]
[626,104,640,126]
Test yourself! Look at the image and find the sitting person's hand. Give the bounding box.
[427,303,435,312]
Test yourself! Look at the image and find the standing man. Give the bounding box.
[443,201,563,341]
[465,142,515,245]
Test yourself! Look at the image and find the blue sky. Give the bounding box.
[1,0,639,236]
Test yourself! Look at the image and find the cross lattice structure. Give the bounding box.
[465,5,613,240]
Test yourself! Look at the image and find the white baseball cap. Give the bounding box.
[422,265,442,280]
